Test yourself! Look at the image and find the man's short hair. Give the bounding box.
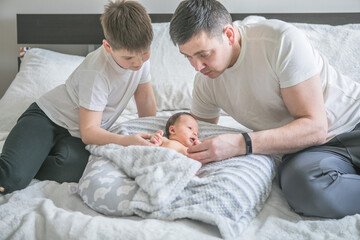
[169,0,232,46]
[165,112,194,138]
[100,0,153,52]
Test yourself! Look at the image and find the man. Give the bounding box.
[169,0,360,219]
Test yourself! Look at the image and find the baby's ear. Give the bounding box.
[169,126,176,135]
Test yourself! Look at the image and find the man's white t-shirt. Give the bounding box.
[191,19,360,141]
[37,45,151,138]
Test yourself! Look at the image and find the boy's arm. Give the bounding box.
[79,106,154,146]
[134,82,156,117]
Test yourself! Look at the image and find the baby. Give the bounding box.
[150,112,201,155]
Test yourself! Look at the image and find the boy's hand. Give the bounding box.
[150,130,164,146]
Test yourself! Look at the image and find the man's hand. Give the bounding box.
[186,134,243,164]
[123,133,154,146]
[150,130,164,146]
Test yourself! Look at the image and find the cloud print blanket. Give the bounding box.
[78,117,275,239]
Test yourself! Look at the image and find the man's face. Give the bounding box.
[178,30,233,79]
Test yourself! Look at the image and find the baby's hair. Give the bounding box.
[165,112,194,138]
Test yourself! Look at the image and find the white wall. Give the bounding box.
[0,0,359,98]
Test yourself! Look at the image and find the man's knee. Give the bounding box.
[280,152,354,218]
[280,157,315,215]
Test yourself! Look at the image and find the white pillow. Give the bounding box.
[237,16,360,83]
[0,48,84,134]
[293,22,360,83]
[150,23,197,110]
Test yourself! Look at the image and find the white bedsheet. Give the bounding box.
[2,177,359,239]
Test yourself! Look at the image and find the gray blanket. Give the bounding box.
[78,117,275,239]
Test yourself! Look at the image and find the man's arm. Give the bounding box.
[251,74,327,154]
[187,74,328,163]
[134,82,156,117]
[79,107,154,146]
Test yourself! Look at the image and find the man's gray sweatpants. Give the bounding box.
[279,122,360,218]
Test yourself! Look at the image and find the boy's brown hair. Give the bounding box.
[100,0,153,52]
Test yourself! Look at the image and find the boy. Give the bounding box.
[150,112,201,156]
[0,0,156,194]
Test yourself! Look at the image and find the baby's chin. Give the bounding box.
[185,139,198,147]
[178,139,191,148]
[182,142,192,148]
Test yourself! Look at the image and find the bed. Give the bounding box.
[1,12,360,239]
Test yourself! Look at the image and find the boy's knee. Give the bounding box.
[35,138,89,183]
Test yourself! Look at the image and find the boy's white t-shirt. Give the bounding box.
[191,19,360,141]
[36,45,151,138]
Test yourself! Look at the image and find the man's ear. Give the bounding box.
[223,25,236,45]
[169,126,176,135]
[103,39,112,53]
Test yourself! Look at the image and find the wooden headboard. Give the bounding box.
[17,13,360,45]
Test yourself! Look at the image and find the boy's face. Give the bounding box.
[103,40,150,71]
[169,115,199,147]
[178,28,236,79]
[112,48,150,71]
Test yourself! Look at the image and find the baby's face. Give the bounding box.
[171,115,199,147]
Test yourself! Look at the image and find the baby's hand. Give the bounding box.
[150,130,164,146]
[193,139,201,145]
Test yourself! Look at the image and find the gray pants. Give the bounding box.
[279,123,360,218]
